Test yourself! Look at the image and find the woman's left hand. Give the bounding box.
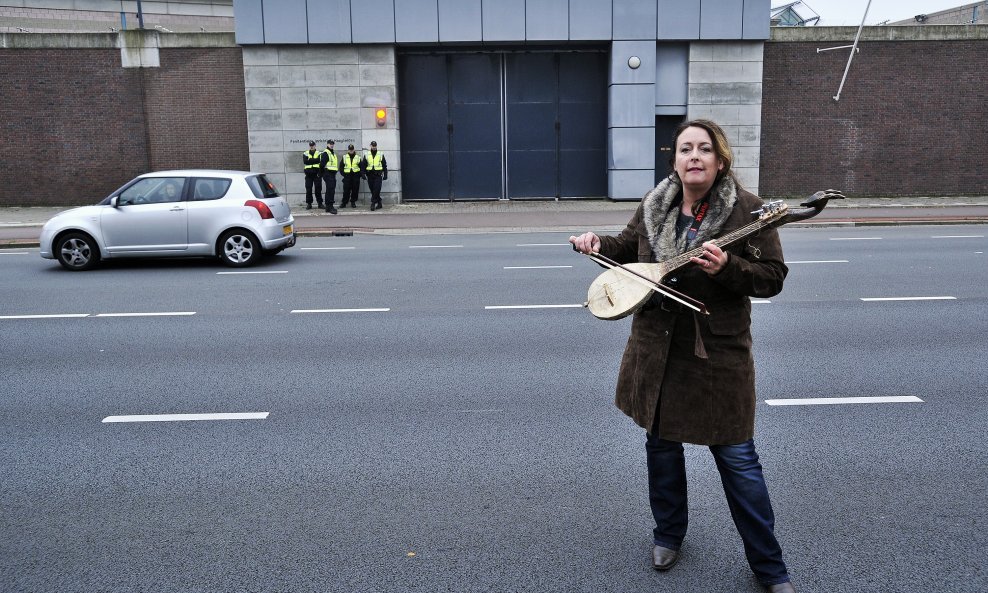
[691,241,728,275]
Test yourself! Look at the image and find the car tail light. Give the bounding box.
[245,200,274,219]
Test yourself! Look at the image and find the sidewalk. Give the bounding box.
[2,196,988,248]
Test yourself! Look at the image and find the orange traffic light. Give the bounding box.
[375,108,386,127]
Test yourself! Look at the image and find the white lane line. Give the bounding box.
[291,308,390,313]
[301,247,356,250]
[860,296,956,302]
[786,260,849,264]
[0,313,89,320]
[485,304,584,310]
[829,237,882,241]
[103,412,269,423]
[516,243,569,247]
[409,245,463,249]
[216,270,288,275]
[503,265,573,269]
[765,396,923,406]
[0,252,30,255]
[751,300,771,304]
[931,235,984,239]
[95,312,197,317]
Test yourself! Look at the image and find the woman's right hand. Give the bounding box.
[568,232,600,255]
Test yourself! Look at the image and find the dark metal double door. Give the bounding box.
[399,51,607,201]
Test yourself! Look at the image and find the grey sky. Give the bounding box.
[776,1,980,26]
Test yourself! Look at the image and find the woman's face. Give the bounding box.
[674,126,724,193]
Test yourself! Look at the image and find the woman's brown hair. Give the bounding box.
[667,118,738,187]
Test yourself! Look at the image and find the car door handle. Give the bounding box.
[169,207,185,212]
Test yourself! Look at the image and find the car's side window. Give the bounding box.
[191,178,232,201]
[118,178,186,205]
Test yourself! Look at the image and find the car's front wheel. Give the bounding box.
[218,229,261,267]
[55,232,101,271]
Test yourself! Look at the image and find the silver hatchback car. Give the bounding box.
[40,170,296,271]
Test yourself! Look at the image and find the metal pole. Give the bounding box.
[833,0,872,101]
[136,0,145,29]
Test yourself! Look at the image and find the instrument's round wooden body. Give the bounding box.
[586,262,663,320]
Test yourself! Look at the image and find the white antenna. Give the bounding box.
[833,0,873,101]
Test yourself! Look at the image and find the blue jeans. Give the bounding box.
[645,435,791,586]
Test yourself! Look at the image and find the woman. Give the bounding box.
[570,119,795,593]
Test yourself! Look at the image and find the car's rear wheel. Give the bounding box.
[55,232,100,271]
[218,229,261,267]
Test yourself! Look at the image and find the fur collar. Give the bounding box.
[643,175,738,261]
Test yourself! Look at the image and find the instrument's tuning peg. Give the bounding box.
[824,189,846,200]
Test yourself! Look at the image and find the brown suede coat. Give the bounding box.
[598,176,787,445]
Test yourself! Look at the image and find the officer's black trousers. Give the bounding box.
[322,173,337,206]
[304,174,323,205]
[367,175,383,206]
[342,175,360,205]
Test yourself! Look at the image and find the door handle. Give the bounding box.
[169,207,185,211]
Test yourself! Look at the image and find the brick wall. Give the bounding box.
[0,49,148,206]
[0,44,248,206]
[760,39,988,198]
[144,48,249,172]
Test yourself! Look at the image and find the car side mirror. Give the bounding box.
[110,196,120,208]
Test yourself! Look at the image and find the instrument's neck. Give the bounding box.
[663,218,772,278]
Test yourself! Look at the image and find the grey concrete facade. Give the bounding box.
[687,41,764,194]
[235,0,769,201]
[243,44,400,206]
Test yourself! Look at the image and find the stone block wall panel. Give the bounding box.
[688,40,763,194]
[242,44,400,205]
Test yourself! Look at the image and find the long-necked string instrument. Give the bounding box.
[583,250,709,314]
[580,189,845,320]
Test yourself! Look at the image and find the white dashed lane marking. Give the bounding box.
[0,252,30,255]
[485,304,584,310]
[94,312,196,317]
[1,312,196,319]
[0,313,89,320]
[216,270,288,275]
[860,296,955,302]
[765,396,923,406]
[291,308,390,313]
[931,235,984,239]
[102,412,269,423]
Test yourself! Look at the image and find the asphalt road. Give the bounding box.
[1,226,985,593]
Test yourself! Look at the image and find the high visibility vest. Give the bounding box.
[303,150,321,170]
[342,154,360,174]
[323,150,338,171]
[364,151,383,171]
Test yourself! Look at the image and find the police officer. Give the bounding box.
[340,143,362,208]
[361,140,388,211]
[302,140,324,210]
[321,139,339,214]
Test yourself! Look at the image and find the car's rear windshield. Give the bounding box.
[247,175,280,199]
